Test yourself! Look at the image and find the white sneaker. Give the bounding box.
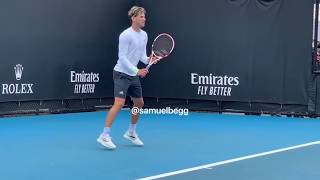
[123,131,144,146]
[97,134,116,149]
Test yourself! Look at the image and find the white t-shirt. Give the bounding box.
[113,27,149,76]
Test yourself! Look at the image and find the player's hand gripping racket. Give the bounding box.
[146,33,175,70]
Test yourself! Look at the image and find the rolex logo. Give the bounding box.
[1,64,34,95]
[14,64,23,81]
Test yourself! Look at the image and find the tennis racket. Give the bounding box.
[146,33,175,70]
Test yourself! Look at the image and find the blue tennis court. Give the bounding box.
[1,110,319,180]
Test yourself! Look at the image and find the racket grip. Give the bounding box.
[146,63,152,70]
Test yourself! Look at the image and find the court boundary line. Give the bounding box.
[137,141,320,180]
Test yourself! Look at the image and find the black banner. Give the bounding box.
[0,0,134,102]
[0,0,314,106]
[138,0,313,105]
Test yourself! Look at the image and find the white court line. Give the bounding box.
[137,141,320,180]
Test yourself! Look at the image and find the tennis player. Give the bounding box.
[97,6,158,149]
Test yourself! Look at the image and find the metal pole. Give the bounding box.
[313,0,319,72]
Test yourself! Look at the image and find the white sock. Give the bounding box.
[129,124,136,135]
[102,127,110,136]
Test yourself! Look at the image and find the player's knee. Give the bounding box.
[134,100,144,108]
[139,101,144,108]
[113,102,125,109]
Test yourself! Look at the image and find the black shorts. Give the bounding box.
[113,70,142,99]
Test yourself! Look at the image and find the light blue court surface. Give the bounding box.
[0,110,320,180]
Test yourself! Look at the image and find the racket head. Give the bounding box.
[151,33,175,59]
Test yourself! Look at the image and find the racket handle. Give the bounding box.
[146,63,152,70]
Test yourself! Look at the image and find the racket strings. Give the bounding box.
[154,49,169,57]
[152,34,174,58]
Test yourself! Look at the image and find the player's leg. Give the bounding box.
[105,97,126,128]
[123,76,144,146]
[97,71,129,149]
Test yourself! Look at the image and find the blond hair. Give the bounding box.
[128,6,146,18]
